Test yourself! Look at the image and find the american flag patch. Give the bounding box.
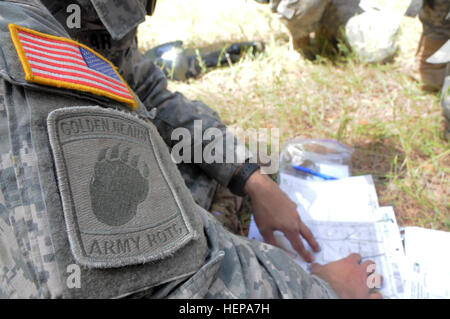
[9,24,137,109]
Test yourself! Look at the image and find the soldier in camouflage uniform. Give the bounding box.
[268,0,361,57]
[40,0,234,220]
[42,0,259,235]
[416,0,450,139]
[417,0,450,89]
[0,0,381,299]
[39,0,334,261]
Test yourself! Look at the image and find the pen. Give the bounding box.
[292,165,338,180]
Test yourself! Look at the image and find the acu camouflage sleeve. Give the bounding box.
[420,0,450,39]
[166,210,339,299]
[131,54,248,188]
[41,0,248,189]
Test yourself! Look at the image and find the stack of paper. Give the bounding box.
[403,227,450,298]
[248,172,449,299]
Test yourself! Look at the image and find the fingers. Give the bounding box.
[285,230,314,262]
[369,293,382,299]
[260,229,279,248]
[261,223,316,262]
[362,260,375,272]
[347,253,362,264]
[298,220,321,252]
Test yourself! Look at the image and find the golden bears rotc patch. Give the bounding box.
[9,24,137,109]
[47,107,194,268]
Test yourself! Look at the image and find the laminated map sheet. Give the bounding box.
[248,174,407,298]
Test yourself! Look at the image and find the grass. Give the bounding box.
[138,0,449,231]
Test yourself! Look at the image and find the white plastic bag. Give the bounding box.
[279,139,353,180]
[345,5,401,63]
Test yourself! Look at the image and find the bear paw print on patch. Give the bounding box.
[90,143,150,226]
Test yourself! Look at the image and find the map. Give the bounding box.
[248,174,406,298]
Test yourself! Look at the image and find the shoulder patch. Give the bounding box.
[8,24,137,109]
[47,107,195,268]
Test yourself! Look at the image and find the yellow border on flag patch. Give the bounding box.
[8,24,137,110]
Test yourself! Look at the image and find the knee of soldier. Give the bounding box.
[274,0,329,20]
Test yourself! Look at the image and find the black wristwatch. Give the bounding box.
[228,163,260,197]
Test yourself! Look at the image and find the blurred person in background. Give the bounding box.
[416,0,450,139]
[262,0,361,59]
[38,0,323,257]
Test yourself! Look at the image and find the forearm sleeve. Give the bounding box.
[133,57,248,186]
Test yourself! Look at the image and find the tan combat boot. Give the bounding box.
[416,35,448,91]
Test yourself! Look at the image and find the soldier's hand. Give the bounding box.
[310,253,383,299]
[244,171,320,262]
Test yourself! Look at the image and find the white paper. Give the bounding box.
[248,174,406,298]
[403,227,450,299]
[278,173,379,222]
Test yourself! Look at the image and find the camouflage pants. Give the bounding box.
[416,36,448,90]
[269,0,361,52]
[418,0,450,135]
[270,0,330,41]
[417,0,450,90]
[177,163,246,236]
[210,185,246,236]
[419,0,450,40]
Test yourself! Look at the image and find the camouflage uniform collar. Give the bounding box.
[89,0,147,40]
